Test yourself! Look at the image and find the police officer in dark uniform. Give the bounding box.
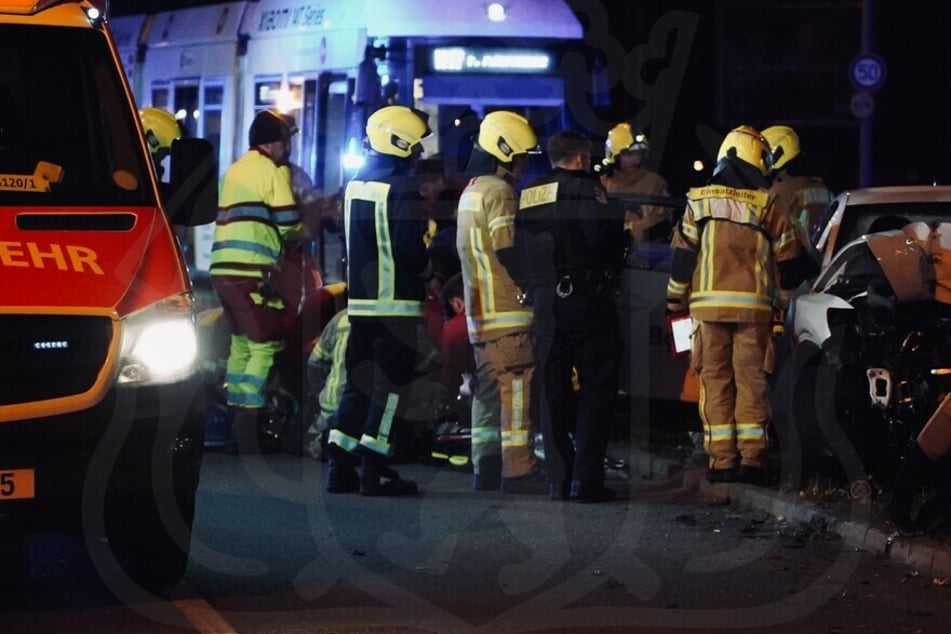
[325,105,432,496]
[518,130,627,502]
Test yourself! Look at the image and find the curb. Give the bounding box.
[728,482,951,580]
[621,445,951,579]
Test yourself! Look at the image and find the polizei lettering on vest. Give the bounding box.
[519,183,558,209]
[0,242,104,275]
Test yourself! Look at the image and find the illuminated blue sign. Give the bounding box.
[432,47,551,73]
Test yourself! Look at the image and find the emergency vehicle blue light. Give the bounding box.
[342,151,365,172]
[342,138,365,172]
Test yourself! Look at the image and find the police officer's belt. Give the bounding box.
[555,269,612,298]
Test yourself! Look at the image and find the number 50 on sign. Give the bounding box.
[849,53,887,92]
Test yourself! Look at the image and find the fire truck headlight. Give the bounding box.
[117,297,199,386]
[85,6,105,26]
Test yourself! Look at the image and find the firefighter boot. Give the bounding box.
[735,465,764,486]
[472,455,502,491]
[228,408,261,456]
[501,469,550,495]
[888,443,936,534]
[359,449,418,497]
[325,444,360,493]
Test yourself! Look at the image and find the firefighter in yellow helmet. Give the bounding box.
[325,104,432,496]
[600,123,671,244]
[761,125,833,279]
[456,110,545,493]
[209,109,304,454]
[666,125,802,485]
[139,106,182,179]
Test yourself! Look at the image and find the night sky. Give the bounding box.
[106,0,951,195]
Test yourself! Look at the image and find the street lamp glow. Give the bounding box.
[487,3,506,22]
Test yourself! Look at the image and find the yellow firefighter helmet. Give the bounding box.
[365,105,432,158]
[477,110,539,163]
[604,122,649,165]
[139,107,181,157]
[716,125,771,176]
[761,125,801,172]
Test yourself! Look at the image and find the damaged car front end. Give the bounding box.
[778,221,951,495]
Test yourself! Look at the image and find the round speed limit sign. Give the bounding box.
[849,53,887,92]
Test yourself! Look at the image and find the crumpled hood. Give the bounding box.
[0,207,188,314]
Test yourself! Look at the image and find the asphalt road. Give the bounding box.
[2,447,951,633]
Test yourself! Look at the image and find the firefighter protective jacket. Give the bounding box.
[519,167,627,290]
[667,185,800,323]
[344,156,428,320]
[457,174,532,344]
[768,173,833,239]
[211,149,303,278]
[601,167,671,237]
[309,308,351,419]
[601,167,669,197]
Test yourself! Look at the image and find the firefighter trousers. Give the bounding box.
[211,275,285,409]
[470,331,537,479]
[329,317,418,457]
[693,320,772,470]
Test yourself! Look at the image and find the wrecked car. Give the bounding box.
[774,185,951,496]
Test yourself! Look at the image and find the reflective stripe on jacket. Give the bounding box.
[211,149,302,278]
[344,173,427,319]
[667,185,799,323]
[457,174,532,343]
[312,309,350,417]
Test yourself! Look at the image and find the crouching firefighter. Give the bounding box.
[325,105,433,496]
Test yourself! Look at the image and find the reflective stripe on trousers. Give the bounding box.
[225,334,282,409]
[471,333,537,478]
[331,318,417,457]
[695,320,771,469]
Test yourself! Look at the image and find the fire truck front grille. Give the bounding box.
[0,315,112,407]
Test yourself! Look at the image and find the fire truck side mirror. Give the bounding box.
[166,137,218,227]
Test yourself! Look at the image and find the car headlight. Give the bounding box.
[116,295,199,386]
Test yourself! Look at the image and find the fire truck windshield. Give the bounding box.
[0,24,153,207]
